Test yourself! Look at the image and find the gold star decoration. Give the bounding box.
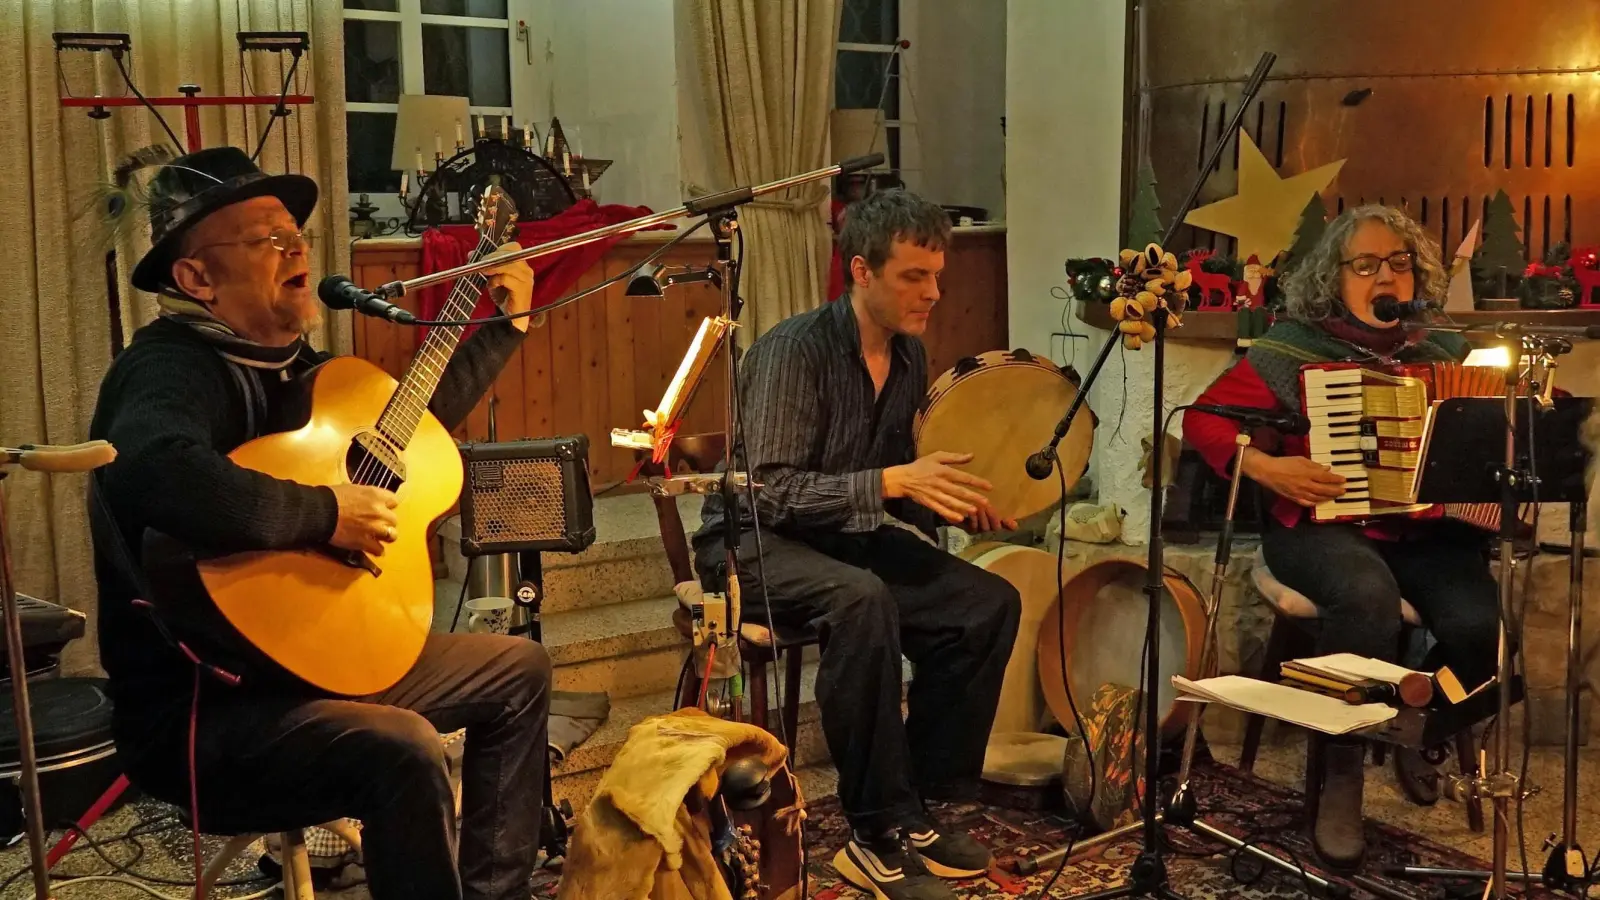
[1183,131,1345,265]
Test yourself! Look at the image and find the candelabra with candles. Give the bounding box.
[396,114,606,232]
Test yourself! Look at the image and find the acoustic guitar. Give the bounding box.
[145,186,519,696]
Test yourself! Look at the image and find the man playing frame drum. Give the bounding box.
[693,189,1022,900]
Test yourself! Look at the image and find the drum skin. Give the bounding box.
[915,350,1093,523]
[958,541,1064,740]
[1035,559,1211,739]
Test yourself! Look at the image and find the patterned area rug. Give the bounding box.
[792,760,1548,900]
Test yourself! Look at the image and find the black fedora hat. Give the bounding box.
[131,146,318,293]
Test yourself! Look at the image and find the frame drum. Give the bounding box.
[959,542,1064,740]
[1035,559,1210,739]
[915,350,1093,523]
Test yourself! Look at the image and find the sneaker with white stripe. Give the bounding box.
[832,830,955,900]
[904,812,991,879]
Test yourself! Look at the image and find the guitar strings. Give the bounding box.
[347,224,504,494]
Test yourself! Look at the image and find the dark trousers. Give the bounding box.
[1261,519,1502,689]
[112,633,552,900]
[697,525,1021,834]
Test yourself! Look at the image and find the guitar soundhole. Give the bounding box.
[347,431,406,493]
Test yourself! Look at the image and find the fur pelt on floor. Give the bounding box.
[555,708,792,900]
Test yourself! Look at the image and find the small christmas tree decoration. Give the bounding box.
[1474,189,1525,298]
[1125,161,1164,249]
[1279,193,1329,276]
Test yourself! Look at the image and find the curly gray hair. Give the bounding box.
[1280,204,1449,322]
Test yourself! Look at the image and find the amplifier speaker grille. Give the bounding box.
[458,436,595,555]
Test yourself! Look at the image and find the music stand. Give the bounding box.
[1396,395,1593,894]
[1417,397,1592,510]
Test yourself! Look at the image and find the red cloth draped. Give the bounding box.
[417,199,660,338]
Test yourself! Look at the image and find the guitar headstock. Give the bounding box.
[474,183,520,246]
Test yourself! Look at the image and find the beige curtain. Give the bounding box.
[685,0,843,340]
[0,0,350,675]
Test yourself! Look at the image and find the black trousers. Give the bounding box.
[697,525,1021,834]
[112,633,552,900]
[1261,519,1502,690]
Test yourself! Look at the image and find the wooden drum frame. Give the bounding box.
[915,350,1093,523]
[1035,559,1211,739]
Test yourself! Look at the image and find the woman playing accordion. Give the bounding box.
[1182,205,1500,871]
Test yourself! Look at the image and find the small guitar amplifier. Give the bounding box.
[458,437,596,555]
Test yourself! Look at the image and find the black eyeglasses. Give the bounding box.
[189,227,307,256]
[1340,251,1415,277]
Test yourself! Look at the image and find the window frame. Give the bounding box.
[834,0,917,187]
[343,0,522,191]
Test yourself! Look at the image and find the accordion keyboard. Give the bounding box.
[1302,367,1374,519]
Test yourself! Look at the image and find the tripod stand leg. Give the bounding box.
[1541,499,1587,890]
[0,483,51,900]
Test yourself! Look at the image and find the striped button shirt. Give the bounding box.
[695,297,940,544]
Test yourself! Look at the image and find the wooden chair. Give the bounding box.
[643,433,819,749]
[201,823,361,899]
[1243,546,1484,833]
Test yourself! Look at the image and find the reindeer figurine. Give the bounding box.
[1569,247,1600,308]
[1184,249,1236,310]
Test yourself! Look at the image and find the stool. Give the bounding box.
[645,432,820,749]
[1243,547,1484,833]
[200,822,362,900]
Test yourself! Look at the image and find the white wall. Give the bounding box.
[906,0,1006,220]
[1005,0,1234,543]
[519,0,683,214]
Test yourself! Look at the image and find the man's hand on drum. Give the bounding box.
[883,451,997,524]
[963,501,1018,534]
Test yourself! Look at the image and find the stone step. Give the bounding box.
[436,493,701,616]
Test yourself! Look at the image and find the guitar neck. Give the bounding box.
[377,231,500,447]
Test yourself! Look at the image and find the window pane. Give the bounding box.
[840,0,896,44]
[420,0,508,15]
[344,20,401,103]
[348,112,401,193]
[835,50,899,119]
[345,0,399,9]
[422,25,510,108]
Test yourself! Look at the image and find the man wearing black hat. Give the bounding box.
[87,147,551,900]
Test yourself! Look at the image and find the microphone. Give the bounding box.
[1024,449,1055,480]
[1189,404,1311,435]
[837,152,885,175]
[318,275,418,325]
[1373,296,1434,322]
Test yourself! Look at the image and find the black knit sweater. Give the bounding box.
[88,316,526,692]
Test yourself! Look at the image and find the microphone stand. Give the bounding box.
[365,155,883,301]
[1030,49,1277,900]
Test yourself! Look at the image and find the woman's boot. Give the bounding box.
[1313,739,1367,870]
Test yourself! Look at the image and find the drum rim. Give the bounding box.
[0,739,116,778]
[1034,557,1211,738]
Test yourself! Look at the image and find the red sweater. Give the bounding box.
[1182,358,1432,537]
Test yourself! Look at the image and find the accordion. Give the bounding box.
[1299,362,1520,529]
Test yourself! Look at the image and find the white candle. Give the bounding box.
[415,149,424,173]
[502,115,510,139]
[546,131,555,156]
[455,119,463,148]
[434,133,442,159]
[581,164,590,192]
[562,150,571,175]
[400,172,409,195]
